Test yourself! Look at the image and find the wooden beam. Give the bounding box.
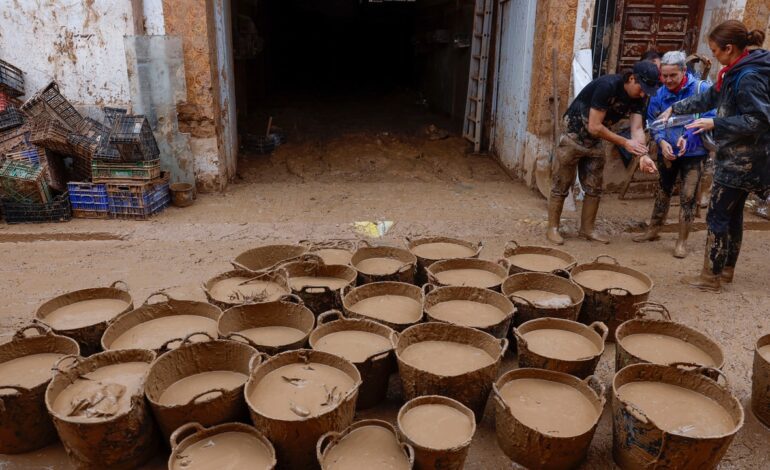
[131,0,146,35]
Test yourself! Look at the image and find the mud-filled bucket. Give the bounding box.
[45,349,158,469]
[169,182,195,208]
[406,236,483,284]
[317,419,414,469]
[232,244,309,272]
[423,285,515,339]
[342,281,424,331]
[394,322,507,421]
[169,422,277,470]
[35,280,133,355]
[217,296,316,355]
[301,239,358,266]
[752,333,770,427]
[245,349,362,469]
[282,258,357,314]
[616,302,724,375]
[612,363,743,470]
[101,293,221,354]
[309,310,398,409]
[144,334,263,440]
[572,255,653,341]
[514,318,607,379]
[350,244,417,285]
[502,240,577,275]
[493,368,605,470]
[0,324,80,454]
[397,395,476,470]
[501,272,584,326]
[203,269,291,311]
[426,258,508,291]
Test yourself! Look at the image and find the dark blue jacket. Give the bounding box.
[673,49,770,192]
[648,73,715,157]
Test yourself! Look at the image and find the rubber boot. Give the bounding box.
[673,222,691,259]
[546,196,565,245]
[578,195,609,244]
[681,240,721,292]
[721,266,735,283]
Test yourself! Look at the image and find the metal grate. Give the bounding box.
[591,0,618,78]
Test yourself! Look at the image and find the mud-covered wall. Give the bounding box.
[742,0,770,47]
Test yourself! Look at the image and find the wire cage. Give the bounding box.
[0,59,24,98]
[1,192,71,224]
[0,106,24,132]
[109,115,160,161]
[21,82,83,130]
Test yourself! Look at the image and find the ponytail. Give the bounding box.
[747,29,766,47]
[709,20,765,50]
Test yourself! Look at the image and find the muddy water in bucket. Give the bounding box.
[509,289,572,308]
[428,300,505,326]
[343,282,424,331]
[169,422,276,470]
[317,420,413,470]
[159,371,248,406]
[357,257,406,275]
[45,298,130,330]
[572,270,649,295]
[508,254,569,273]
[523,329,599,360]
[109,315,218,350]
[290,276,350,290]
[503,241,577,275]
[620,334,716,366]
[401,341,495,376]
[314,330,392,363]
[209,276,288,303]
[752,334,770,427]
[0,353,65,388]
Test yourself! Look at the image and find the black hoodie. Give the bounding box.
[673,48,770,192]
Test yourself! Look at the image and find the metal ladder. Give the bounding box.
[463,0,494,153]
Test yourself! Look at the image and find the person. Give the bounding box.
[633,51,715,258]
[547,61,659,245]
[658,20,770,291]
[641,50,662,71]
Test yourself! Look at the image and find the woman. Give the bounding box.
[659,20,770,292]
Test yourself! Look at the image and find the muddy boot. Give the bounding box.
[673,222,691,259]
[721,266,735,283]
[633,193,669,243]
[578,195,609,244]
[546,196,565,245]
[681,248,721,293]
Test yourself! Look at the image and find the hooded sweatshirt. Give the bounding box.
[673,49,770,192]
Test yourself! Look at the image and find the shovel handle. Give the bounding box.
[169,422,205,450]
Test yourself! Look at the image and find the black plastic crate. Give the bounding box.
[21,82,83,131]
[0,106,24,132]
[109,115,160,161]
[1,192,70,224]
[0,60,24,98]
[103,107,128,126]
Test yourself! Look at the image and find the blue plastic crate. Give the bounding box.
[107,180,169,220]
[67,182,108,212]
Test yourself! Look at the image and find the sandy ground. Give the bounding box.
[2,97,770,469]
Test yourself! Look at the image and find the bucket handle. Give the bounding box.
[583,375,606,399]
[13,323,53,340]
[491,383,510,412]
[0,386,30,413]
[52,355,83,374]
[169,422,205,450]
[504,240,520,253]
[498,338,509,356]
[363,350,393,366]
[422,283,437,296]
[279,293,305,305]
[340,284,350,301]
[299,285,333,295]
[180,331,216,345]
[224,332,262,350]
[356,238,373,249]
[589,322,609,342]
[593,254,619,265]
[512,327,527,349]
[158,337,186,353]
[402,443,416,465]
[506,294,535,308]
[396,263,413,275]
[601,286,632,297]
[671,362,730,389]
[249,352,270,374]
[316,431,341,461]
[634,301,672,321]
[550,268,572,280]
[109,280,130,292]
[404,236,413,246]
[317,309,345,325]
[497,258,511,271]
[143,291,172,305]
[186,389,227,406]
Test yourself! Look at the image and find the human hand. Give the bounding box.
[659,140,676,161]
[639,155,658,174]
[623,139,648,156]
[658,107,674,122]
[676,136,688,157]
[685,118,715,134]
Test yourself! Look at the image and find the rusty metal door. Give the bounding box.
[616,0,704,70]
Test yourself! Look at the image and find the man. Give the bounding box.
[634,51,715,258]
[641,49,662,71]
[547,61,659,245]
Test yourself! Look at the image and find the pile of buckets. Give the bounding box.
[0,236,763,469]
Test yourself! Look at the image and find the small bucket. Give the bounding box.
[752,334,770,427]
[232,244,309,272]
[245,349,362,470]
[350,244,417,285]
[301,239,358,266]
[423,284,515,339]
[169,182,195,208]
[45,349,159,470]
[217,296,316,355]
[202,269,291,311]
[168,422,276,470]
[503,240,577,275]
[35,280,133,355]
[426,257,509,291]
[0,324,80,454]
[615,302,725,375]
[493,368,605,470]
[101,292,221,354]
[309,309,398,409]
[282,258,357,314]
[514,318,608,379]
[406,236,483,284]
[394,322,507,421]
[317,419,414,469]
[501,272,584,327]
[612,363,743,470]
[342,281,424,331]
[572,255,653,341]
[397,395,476,470]
[144,335,264,440]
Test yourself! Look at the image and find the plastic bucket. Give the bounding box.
[202,269,291,311]
[426,257,509,291]
[406,236,482,285]
[317,419,414,469]
[350,244,417,285]
[503,240,577,275]
[501,272,584,327]
[168,422,276,470]
[282,258,357,314]
[232,244,309,272]
[342,281,424,332]
[423,284,515,339]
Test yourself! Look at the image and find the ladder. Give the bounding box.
[463,0,494,153]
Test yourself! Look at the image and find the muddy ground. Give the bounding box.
[1,96,770,469]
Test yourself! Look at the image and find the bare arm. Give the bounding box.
[588,108,648,155]
[629,113,646,146]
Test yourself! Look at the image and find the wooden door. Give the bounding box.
[615,0,704,71]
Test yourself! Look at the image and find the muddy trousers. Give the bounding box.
[550,137,604,199]
[705,183,749,275]
[648,156,705,226]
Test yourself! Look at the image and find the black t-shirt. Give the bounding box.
[564,74,645,147]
